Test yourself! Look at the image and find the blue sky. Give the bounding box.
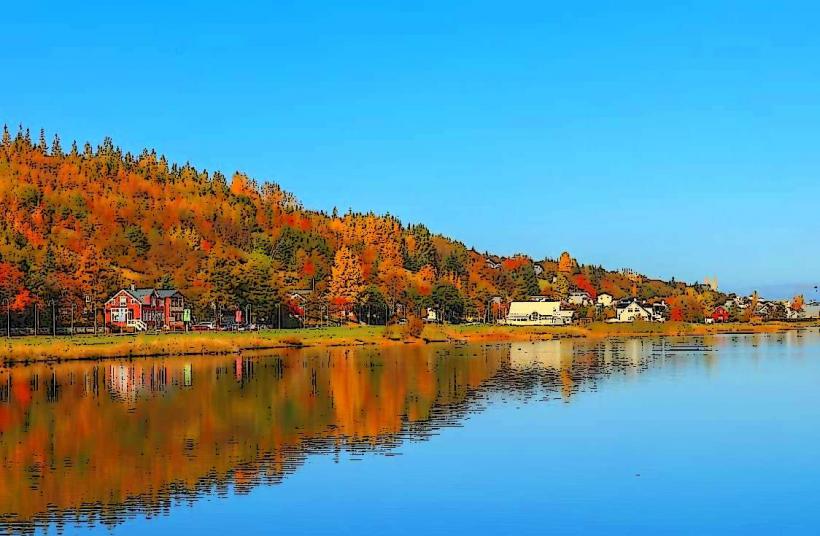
[2,1,819,297]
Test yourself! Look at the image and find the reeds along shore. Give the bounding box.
[1,321,818,363]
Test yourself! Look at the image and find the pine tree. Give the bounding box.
[70,140,79,157]
[38,128,48,152]
[51,134,63,156]
[1,125,10,148]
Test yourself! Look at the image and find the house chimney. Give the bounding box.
[130,283,136,291]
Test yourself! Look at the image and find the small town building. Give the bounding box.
[567,291,592,306]
[506,301,574,326]
[610,299,656,323]
[651,300,669,320]
[156,289,186,329]
[596,293,614,308]
[787,303,820,320]
[105,285,187,331]
[711,306,730,323]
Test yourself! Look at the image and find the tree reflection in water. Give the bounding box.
[0,336,734,534]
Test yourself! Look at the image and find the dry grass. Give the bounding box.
[2,320,817,363]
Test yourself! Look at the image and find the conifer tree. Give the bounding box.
[51,134,63,156]
[38,128,48,152]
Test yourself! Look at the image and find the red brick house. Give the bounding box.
[156,289,186,329]
[711,306,730,323]
[105,286,186,331]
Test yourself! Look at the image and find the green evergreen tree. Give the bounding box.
[432,283,464,322]
[38,128,48,152]
[51,134,63,156]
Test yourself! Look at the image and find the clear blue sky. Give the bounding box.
[2,1,819,297]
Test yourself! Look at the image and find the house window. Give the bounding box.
[119,295,126,306]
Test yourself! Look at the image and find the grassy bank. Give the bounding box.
[1,321,818,363]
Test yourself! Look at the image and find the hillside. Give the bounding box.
[0,125,724,324]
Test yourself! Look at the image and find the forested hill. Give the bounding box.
[0,126,722,320]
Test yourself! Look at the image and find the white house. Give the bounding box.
[787,304,820,320]
[610,299,654,323]
[567,291,592,306]
[596,293,614,308]
[506,301,574,326]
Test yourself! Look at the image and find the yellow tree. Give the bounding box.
[744,291,759,322]
[329,247,364,315]
[791,294,804,312]
[377,257,406,310]
[558,251,573,274]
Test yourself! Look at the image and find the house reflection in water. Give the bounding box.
[0,344,509,533]
[0,334,752,534]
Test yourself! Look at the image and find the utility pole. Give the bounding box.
[93,302,97,335]
[70,303,75,336]
[3,298,9,339]
[51,300,56,336]
[34,303,38,336]
[277,303,281,330]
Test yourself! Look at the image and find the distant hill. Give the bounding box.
[0,125,728,322]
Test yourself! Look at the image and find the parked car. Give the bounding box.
[191,321,216,331]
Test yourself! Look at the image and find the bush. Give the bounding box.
[401,315,425,339]
[382,324,398,340]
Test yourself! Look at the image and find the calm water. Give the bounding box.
[2,331,820,535]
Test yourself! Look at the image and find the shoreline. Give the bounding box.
[1,321,818,364]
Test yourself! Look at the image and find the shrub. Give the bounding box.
[401,315,425,339]
[382,324,398,340]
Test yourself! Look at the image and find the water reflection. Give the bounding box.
[0,333,812,534]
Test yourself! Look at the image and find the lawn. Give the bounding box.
[1,321,816,363]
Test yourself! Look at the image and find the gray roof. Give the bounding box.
[130,288,156,300]
[156,289,183,298]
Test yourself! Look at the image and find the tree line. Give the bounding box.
[0,125,725,325]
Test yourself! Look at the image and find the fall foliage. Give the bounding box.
[0,125,729,325]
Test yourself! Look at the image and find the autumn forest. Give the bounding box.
[0,125,726,325]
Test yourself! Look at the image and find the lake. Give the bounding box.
[1,330,820,535]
